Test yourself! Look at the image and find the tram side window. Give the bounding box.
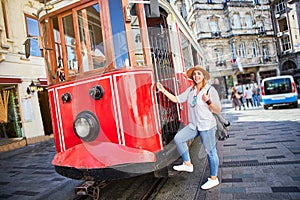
[52,15,79,78]
[179,33,193,70]
[131,15,145,66]
[53,17,64,80]
[54,31,64,80]
[77,3,105,72]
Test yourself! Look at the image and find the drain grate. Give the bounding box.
[12,191,40,196]
[265,140,295,143]
[271,187,300,193]
[221,160,300,168]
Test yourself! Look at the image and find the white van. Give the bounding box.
[261,75,298,109]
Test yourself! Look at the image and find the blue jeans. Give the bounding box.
[174,126,219,176]
[253,94,261,106]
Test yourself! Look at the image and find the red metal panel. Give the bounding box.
[114,70,162,152]
[48,88,62,152]
[54,76,120,150]
[52,142,156,168]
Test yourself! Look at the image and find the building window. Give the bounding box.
[180,3,187,18]
[1,0,9,39]
[275,0,286,14]
[281,36,291,52]
[262,45,269,60]
[210,21,219,33]
[237,73,256,85]
[245,14,252,29]
[278,18,288,32]
[25,15,41,57]
[256,20,265,34]
[258,25,265,34]
[238,43,246,58]
[252,42,258,57]
[253,0,259,4]
[215,48,225,66]
[233,14,241,29]
[207,0,213,3]
[230,42,236,59]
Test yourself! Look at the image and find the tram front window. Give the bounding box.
[62,14,78,76]
[77,3,105,72]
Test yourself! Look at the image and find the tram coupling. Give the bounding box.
[75,181,107,200]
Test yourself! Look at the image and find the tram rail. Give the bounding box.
[72,175,168,200]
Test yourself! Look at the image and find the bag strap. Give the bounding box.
[206,86,211,95]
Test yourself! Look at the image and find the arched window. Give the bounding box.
[282,61,296,71]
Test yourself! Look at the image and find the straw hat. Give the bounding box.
[186,65,210,80]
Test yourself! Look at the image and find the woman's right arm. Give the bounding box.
[156,83,178,103]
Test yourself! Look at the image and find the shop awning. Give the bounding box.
[0,77,22,84]
[38,78,48,86]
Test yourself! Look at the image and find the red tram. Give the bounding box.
[37,0,206,181]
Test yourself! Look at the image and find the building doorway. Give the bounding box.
[38,89,53,135]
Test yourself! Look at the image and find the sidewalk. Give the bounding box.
[205,99,300,199]
[0,135,53,153]
[0,138,81,200]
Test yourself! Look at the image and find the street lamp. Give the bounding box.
[27,81,39,95]
[29,81,37,92]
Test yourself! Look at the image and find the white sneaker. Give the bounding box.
[173,163,193,172]
[201,178,219,190]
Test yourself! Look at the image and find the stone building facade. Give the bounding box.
[0,0,52,144]
[270,0,300,96]
[174,0,280,98]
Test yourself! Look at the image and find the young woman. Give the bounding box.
[156,65,221,190]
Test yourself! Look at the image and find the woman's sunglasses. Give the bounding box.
[192,95,197,107]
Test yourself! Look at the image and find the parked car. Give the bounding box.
[261,75,298,109]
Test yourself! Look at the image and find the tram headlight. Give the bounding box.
[73,111,100,142]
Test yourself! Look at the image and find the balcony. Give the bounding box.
[258,29,266,36]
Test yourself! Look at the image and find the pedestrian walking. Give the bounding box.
[252,84,261,107]
[230,87,241,110]
[156,65,221,190]
[235,84,246,110]
[244,87,254,108]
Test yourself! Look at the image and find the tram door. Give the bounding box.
[148,17,180,146]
